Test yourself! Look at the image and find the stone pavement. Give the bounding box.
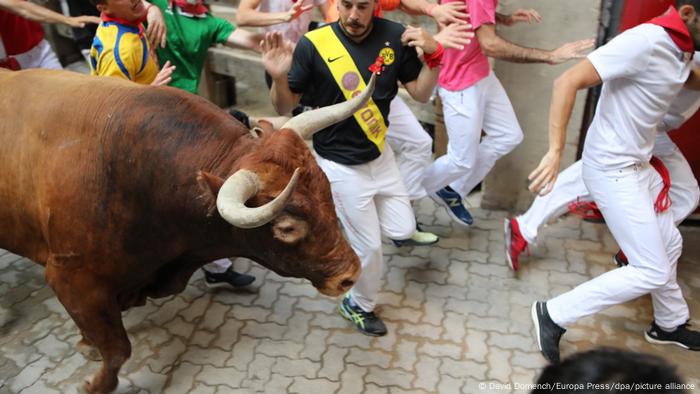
[1,198,699,394]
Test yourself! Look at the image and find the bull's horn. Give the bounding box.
[216,168,301,228]
[281,73,377,139]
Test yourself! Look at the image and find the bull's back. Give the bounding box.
[0,70,149,262]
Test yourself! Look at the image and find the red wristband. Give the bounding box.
[423,42,444,69]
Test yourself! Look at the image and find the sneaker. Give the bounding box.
[613,250,628,267]
[531,301,566,363]
[391,224,439,247]
[644,321,700,350]
[430,186,473,226]
[338,294,387,336]
[504,218,528,271]
[203,268,256,288]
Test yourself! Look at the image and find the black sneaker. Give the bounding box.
[644,321,700,350]
[338,294,387,336]
[532,301,566,363]
[203,268,256,289]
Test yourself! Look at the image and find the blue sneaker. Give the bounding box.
[431,186,473,226]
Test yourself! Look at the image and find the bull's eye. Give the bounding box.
[282,226,295,234]
[341,279,354,288]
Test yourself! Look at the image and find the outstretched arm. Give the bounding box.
[400,26,440,103]
[528,59,601,195]
[399,0,469,26]
[495,8,541,26]
[225,28,264,53]
[236,0,312,27]
[476,23,594,64]
[0,0,99,27]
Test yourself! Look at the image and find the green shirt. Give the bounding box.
[152,0,234,94]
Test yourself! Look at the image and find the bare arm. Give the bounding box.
[401,26,439,103]
[399,0,469,26]
[685,67,700,90]
[528,59,602,195]
[0,0,99,27]
[476,23,593,64]
[225,28,264,53]
[236,0,312,27]
[261,32,301,114]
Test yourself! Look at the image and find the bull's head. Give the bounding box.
[198,75,377,297]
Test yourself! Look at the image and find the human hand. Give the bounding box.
[549,38,595,64]
[503,8,541,26]
[65,15,100,28]
[145,3,167,48]
[284,0,313,22]
[433,22,473,50]
[151,60,175,86]
[261,32,295,79]
[401,25,439,55]
[528,149,561,196]
[430,2,469,25]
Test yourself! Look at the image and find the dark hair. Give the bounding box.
[88,0,105,7]
[533,348,688,394]
[677,0,700,10]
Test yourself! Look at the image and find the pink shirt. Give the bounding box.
[438,0,497,91]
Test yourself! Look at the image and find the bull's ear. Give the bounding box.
[272,213,309,244]
[257,119,275,134]
[196,171,225,216]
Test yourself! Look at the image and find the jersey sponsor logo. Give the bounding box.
[379,47,395,65]
[328,55,344,63]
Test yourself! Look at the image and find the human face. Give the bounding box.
[98,0,146,22]
[338,0,375,40]
[679,4,700,50]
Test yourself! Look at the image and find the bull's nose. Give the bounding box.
[338,277,355,292]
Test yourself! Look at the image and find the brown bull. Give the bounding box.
[0,69,374,393]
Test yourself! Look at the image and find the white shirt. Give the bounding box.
[654,52,700,156]
[259,0,326,44]
[583,23,692,170]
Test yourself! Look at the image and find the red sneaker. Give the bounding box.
[613,250,628,267]
[504,218,528,271]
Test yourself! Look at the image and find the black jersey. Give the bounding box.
[288,18,423,165]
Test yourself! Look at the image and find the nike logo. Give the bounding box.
[328,55,343,63]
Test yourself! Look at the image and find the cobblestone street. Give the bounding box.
[1,199,699,393]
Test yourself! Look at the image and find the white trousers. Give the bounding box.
[518,146,700,244]
[422,72,523,196]
[15,39,62,70]
[316,148,415,312]
[385,96,433,201]
[548,163,689,329]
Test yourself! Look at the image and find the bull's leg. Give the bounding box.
[77,332,102,361]
[45,265,130,393]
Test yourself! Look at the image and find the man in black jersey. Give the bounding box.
[261,0,447,336]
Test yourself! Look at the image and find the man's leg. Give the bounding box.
[505,161,591,271]
[385,96,438,246]
[450,73,524,198]
[202,259,255,288]
[421,84,485,226]
[315,152,396,336]
[536,164,694,362]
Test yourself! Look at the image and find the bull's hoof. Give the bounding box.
[83,374,118,394]
[76,340,102,361]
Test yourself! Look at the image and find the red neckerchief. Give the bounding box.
[101,12,146,38]
[647,6,695,57]
[168,0,207,17]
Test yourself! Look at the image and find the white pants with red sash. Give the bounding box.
[547,161,690,330]
[517,144,699,244]
[316,148,415,312]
